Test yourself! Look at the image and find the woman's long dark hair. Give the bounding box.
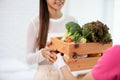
[37,0,50,49]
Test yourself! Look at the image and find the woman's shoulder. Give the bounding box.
[30,16,39,24]
[110,45,120,55]
[29,16,39,29]
[113,45,120,49]
[104,45,120,55]
[27,16,39,36]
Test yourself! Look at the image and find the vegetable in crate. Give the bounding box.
[82,20,112,44]
[61,22,83,43]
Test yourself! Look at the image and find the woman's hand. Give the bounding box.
[41,41,57,64]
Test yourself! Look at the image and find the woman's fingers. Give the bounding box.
[42,49,57,64]
[47,52,56,60]
[46,55,55,64]
[46,41,52,47]
[45,41,57,51]
[45,46,57,53]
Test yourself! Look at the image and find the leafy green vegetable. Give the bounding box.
[82,20,112,44]
[66,22,82,34]
[62,20,112,44]
[61,22,82,43]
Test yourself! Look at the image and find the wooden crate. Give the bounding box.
[50,37,112,71]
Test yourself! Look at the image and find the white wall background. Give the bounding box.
[68,0,104,25]
[113,0,120,45]
[0,0,119,63]
[0,0,39,62]
[67,0,114,34]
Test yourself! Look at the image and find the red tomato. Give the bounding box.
[66,38,73,43]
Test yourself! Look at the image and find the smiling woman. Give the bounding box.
[26,0,77,80]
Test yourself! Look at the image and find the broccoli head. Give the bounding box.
[61,22,82,43]
[65,22,82,34]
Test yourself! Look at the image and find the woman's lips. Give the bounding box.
[55,0,64,6]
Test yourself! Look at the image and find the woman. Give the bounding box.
[53,45,120,80]
[26,0,77,80]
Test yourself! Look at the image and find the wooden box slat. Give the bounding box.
[69,43,112,58]
[50,37,112,71]
[51,37,112,58]
[65,57,100,71]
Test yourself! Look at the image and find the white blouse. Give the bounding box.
[26,14,77,65]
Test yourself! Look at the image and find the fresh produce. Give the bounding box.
[62,20,112,44]
[66,38,73,43]
[82,20,112,44]
[61,22,82,43]
[65,22,82,34]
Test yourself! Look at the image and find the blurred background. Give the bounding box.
[0,0,120,80]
